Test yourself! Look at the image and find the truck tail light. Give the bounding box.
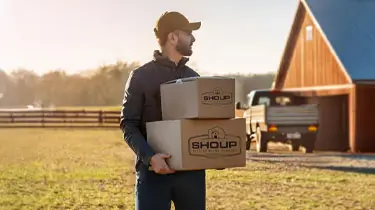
[268,125,278,132]
[308,125,317,132]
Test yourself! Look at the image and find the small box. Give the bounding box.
[146,118,246,170]
[160,76,235,120]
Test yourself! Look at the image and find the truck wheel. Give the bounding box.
[246,134,251,150]
[256,127,267,153]
[291,140,300,152]
[302,135,316,153]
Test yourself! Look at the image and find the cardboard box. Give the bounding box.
[160,76,235,120]
[146,118,246,170]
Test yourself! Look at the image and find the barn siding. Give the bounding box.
[352,84,375,152]
[283,9,350,88]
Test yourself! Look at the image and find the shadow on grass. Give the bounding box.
[307,165,375,175]
[246,151,375,175]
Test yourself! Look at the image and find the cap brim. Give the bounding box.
[186,22,201,31]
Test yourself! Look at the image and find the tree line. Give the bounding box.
[0,61,275,108]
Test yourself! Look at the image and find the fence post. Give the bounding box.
[98,110,103,126]
[42,110,45,127]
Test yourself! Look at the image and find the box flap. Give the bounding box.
[162,76,233,85]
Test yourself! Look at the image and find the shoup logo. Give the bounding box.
[201,88,233,105]
[188,126,242,158]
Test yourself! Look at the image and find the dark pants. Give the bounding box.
[135,166,206,210]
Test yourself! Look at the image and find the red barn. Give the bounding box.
[273,0,375,152]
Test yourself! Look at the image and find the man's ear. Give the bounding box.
[168,32,178,44]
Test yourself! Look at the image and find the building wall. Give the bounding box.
[352,84,375,152]
[283,9,350,88]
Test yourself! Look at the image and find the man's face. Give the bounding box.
[172,30,196,56]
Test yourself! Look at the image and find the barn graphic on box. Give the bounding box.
[188,126,242,158]
[200,87,233,105]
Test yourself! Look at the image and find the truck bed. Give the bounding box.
[251,104,319,125]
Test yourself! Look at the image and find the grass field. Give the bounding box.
[1,128,375,210]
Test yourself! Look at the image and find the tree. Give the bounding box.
[0,61,275,107]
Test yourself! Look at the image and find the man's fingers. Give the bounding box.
[159,153,171,159]
[154,165,175,174]
[165,165,175,173]
[162,169,174,174]
[151,156,175,174]
[155,168,172,174]
[168,169,175,174]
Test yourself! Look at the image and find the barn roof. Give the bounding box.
[304,0,375,81]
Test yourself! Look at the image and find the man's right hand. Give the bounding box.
[150,153,175,174]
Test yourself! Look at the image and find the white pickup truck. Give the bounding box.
[236,89,319,153]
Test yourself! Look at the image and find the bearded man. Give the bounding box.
[120,11,205,210]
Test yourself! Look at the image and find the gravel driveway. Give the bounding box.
[246,143,375,174]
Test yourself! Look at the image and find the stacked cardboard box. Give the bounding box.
[146,76,247,171]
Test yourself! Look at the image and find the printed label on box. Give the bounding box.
[188,126,242,158]
[201,87,233,105]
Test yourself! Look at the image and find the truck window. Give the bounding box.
[257,96,271,106]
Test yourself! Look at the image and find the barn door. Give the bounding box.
[309,95,349,151]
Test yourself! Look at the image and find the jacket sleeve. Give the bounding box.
[120,70,155,167]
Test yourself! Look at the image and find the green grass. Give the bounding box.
[0,129,375,210]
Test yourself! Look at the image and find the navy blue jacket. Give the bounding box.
[120,50,200,171]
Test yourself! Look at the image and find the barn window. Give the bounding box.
[306,25,313,41]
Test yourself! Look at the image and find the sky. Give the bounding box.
[0,0,299,76]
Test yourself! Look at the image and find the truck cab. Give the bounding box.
[236,89,319,153]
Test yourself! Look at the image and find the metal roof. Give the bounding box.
[305,0,375,80]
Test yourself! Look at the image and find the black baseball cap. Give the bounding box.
[154,11,201,38]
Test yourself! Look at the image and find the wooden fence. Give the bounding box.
[0,109,121,128]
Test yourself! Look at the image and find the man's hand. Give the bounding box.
[150,153,175,174]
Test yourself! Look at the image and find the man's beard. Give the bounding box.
[176,40,193,56]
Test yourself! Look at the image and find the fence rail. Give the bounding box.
[0,109,121,128]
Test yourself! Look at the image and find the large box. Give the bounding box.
[146,118,246,170]
[160,76,235,120]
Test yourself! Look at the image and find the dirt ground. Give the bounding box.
[247,143,375,174]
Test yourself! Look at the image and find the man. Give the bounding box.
[120,11,205,210]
